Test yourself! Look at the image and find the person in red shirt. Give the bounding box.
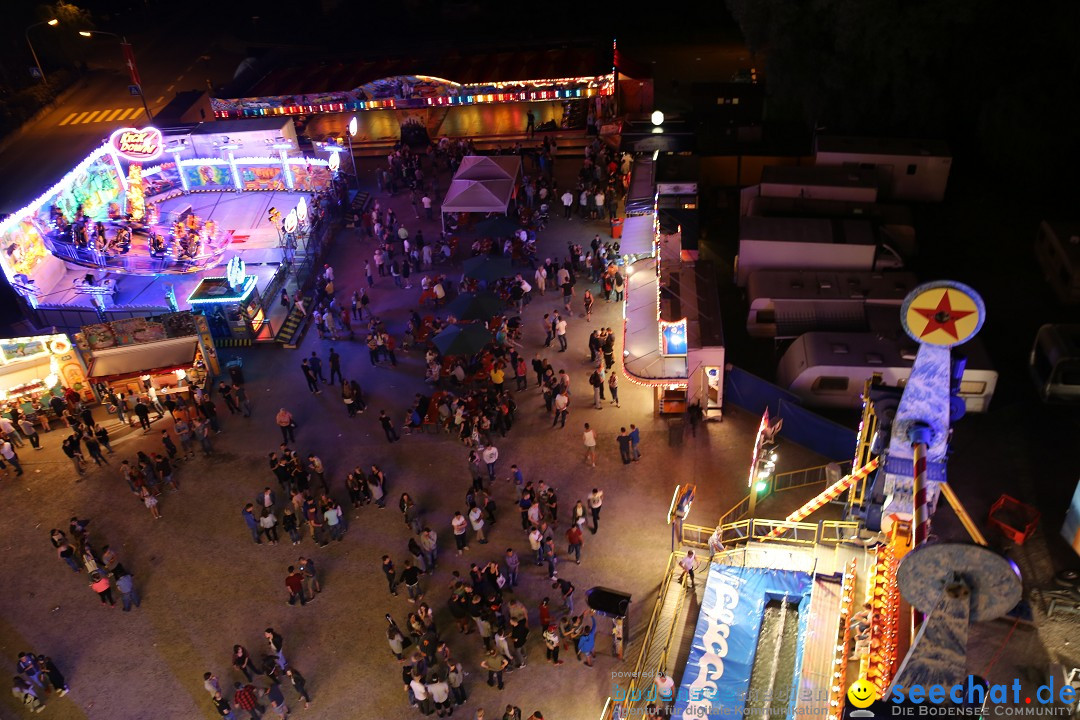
[232,682,262,718]
[285,566,306,606]
[566,524,584,564]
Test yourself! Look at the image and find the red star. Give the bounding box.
[912,290,974,340]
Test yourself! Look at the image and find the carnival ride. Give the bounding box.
[608,281,1023,720]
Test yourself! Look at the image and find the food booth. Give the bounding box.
[74,311,220,403]
[0,334,94,427]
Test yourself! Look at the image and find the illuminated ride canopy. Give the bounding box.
[211,73,615,118]
[0,132,333,303]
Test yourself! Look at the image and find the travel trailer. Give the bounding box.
[1029,324,1080,404]
[776,331,996,412]
[746,270,918,339]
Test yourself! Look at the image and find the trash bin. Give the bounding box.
[668,418,684,447]
[610,217,624,239]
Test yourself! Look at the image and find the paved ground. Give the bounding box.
[0,154,827,720]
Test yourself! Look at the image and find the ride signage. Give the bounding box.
[109,126,163,162]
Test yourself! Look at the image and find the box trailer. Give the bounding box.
[735,216,903,286]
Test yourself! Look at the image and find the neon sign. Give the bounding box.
[110,126,164,162]
[226,256,247,289]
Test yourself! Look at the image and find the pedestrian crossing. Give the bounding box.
[58,107,143,126]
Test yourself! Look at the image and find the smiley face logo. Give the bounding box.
[847,678,877,709]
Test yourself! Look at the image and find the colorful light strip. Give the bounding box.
[828,558,860,720]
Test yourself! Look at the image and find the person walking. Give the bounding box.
[284,667,311,710]
[300,360,320,394]
[419,527,438,570]
[1,440,24,476]
[381,555,398,596]
[678,550,699,588]
[379,410,400,443]
[608,370,621,407]
[18,417,40,450]
[401,559,424,603]
[265,628,286,669]
[451,511,469,554]
[555,313,568,351]
[582,423,597,467]
[588,488,603,534]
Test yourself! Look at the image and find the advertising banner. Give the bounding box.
[675,565,811,719]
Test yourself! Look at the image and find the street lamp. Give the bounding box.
[25,19,59,85]
[78,30,152,122]
[346,115,359,190]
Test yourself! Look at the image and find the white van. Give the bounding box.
[1030,324,1080,404]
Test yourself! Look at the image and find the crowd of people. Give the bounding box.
[15,116,650,718]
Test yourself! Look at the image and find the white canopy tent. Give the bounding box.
[440,155,521,231]
[454,155,521,182]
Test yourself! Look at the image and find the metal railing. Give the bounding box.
[774,461,852,492]
[610,551,685,717]
[716,462,852,529]
[819,520,863,544]
[682,519,864,550]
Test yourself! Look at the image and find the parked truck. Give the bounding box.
[734,216,904,287]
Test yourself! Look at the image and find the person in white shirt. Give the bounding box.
[468,506,487,544]
[582,423,597,467]
[451,512,469,554]
[0,417,24,448]
[421,195,433,220]
[678,550,698,587]
[561,190,574,218]
[534,266,547,295]
[555,317,568,352]
[587,487,603,533]
[594,190,606,220]
[481,444,499,483]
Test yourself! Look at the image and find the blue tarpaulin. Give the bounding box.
[724,366,856,462]
[674,564,812,719]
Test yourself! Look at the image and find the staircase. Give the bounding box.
[275,298,310,349]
